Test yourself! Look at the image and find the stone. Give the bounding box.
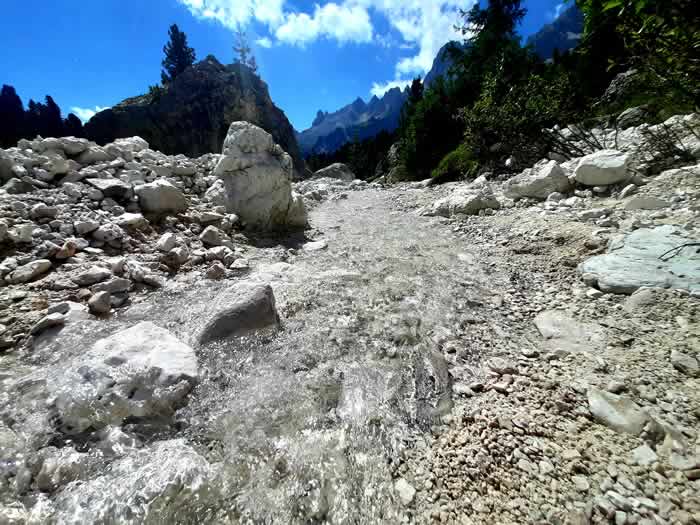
[394,478,416,506]
[74,220,100,235]
[55,240,78,260]
[619,184,637,199]
[632,444,658,466]
[30,203,58,219]
[205,262,226,280]
[115,213,148,230]
[505,160,571,200]
[86,178,132,200]
[162,246,190,267]
[135,179,187,215]
[313,163,355,182]
[196,283,279,345]
[72,266,112,286]
[573,476,590,492]
[534,310,607,353]
[91,277,132,294]
[624,196,669,211]
[49,322,198,434]
[575,150,631,186]
[199,225,229,247]
[587,386,649,435]
[670,350,699,377]
[92,223,124,244]
[30,313,65,335]
[156,232,177,252]
[303,240,328,252]
[88,291,112,314]
[77,146,111,165]
[579,226,700,294]
[6,259,52,284]
[212,121,307,230]
[427,184,501,217]
[3,178,34,194]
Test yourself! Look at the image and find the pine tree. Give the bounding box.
[233,29,258,73]
[63,113,85,137]
[44,96,64,138]
[0,84,25,147]
[161,24,196,84]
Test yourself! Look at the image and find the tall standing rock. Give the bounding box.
[84,56,304,175]
[213,121,307,230]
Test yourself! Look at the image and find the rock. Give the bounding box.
[30,203,58,219]
[196,283,279,345]
[86,178,132,200]
[303,240,328,252]
[135,179,187,215]
[74,220,100,235]
[88,291,112,314]
[8,224,33,244]
[6,259,52,284]
[128,261,165,288]
[587,386,649,435]
[91,277,131,294]
[30,313,65,335]
[212,121,307,230]
[4,178,35,194]
[199,225,229,247]
[115,213,148,230]
[84,56,304,173]
[619,184,637,199]
[36,448,91,492]
[632,444,658,466]
[313,163,355,182]
[55,240,78,260]
[77,146,111,165]
[92,223,124,244]
[623,196,669,210]
[670,350,699,377]
[50,322,198,434]
[394,478,416,506]
[575,150,631,186]
[162,246,190,268]
[156,232,177,252]
[617,106,649,129]
[505,160,571,200]
[205,262,226,280]
[579,225,700,294]
[534,310,607,353]
[427,184,501,217]
[72,266,112,286]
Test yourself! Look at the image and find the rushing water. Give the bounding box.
[0,187,492,524]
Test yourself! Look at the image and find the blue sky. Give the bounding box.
[0,0,570,131]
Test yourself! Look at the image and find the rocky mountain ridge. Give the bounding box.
[84,56,304,174]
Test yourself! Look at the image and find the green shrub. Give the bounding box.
[430,143,478,183]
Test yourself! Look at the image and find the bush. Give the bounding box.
[430,143,478,183]
[147,84,166,103]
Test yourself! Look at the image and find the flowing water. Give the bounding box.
[1,187,493,523]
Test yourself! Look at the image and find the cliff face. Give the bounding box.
[526,5,584,60]
[85,56,303,172]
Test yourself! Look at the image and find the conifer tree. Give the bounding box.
[233,29,258,73]
[161,24,196,84]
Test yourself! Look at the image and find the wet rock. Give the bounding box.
[394,478,416,506]
[670,350,699,377]
[135,179,187,215]
[505,160,571,200]
[88,291,112,314]
[36,448,91,492]
[196,283,279,345]
[30,312,65,335]
[575,150,630,186]
[213,121,307,230]
[587,386,649,435]
[50,322,198,434]
[6,259,52,284]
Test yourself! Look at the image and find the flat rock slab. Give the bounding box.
[579,225,700,294]
[534,310,607,353]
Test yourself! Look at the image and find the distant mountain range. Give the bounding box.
[298,6,584,157]
[526,4,584,60]
[296,87,408,156]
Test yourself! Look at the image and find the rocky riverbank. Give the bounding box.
[0,114,698,524]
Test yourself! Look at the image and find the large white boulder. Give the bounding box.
[427,184,500,217]
[213,122,307,230]
[135,179,188,215]
[574,150,631,186]
[505,160,571,200]
[49,322,198,434]
[313,163,355,182]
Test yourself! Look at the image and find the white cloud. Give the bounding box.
[178,0,285,29]
[275,3,373,46]
[370,78,412,97]
[555,2,566,18]
[256,36,273,48]
[71,106,110,123]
